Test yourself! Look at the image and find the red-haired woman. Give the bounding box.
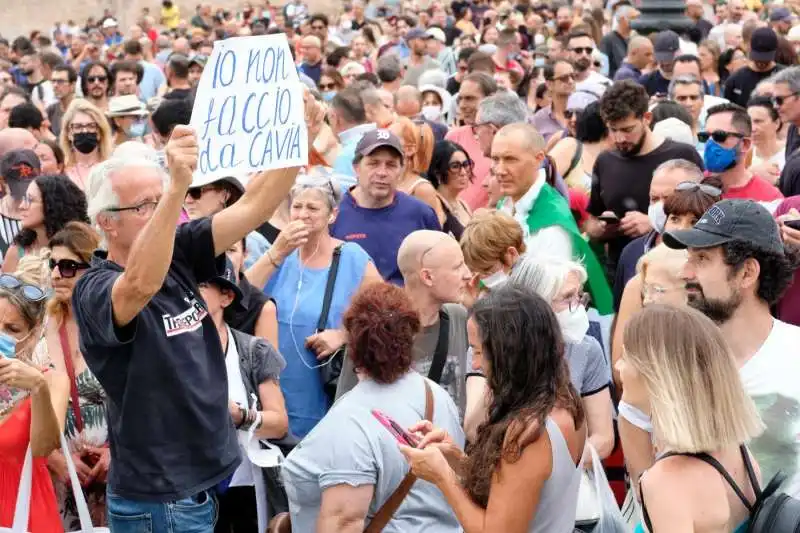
[279,282,465,532]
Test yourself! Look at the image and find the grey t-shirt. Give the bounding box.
[565,335,611,397]
[281,372,464,533]
[403,56,442,87]
[335,304,470,414]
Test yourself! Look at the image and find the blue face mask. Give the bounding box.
[703,138,740,173]
[126,120,147,138]
[321,90,336,102]
[0,332,17,358]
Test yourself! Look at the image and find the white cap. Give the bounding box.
[653,118,695,147]
[425,27,446,44]
[789,25,800,42]
[102,18,118,28]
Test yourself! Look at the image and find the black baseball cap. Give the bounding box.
[663,199,784,255]
[750,27,778,62]
[0,149,40,200]
[355,129,404,161]
[770,7,794,23]
[206,256,245,309]
[654,30,680,63]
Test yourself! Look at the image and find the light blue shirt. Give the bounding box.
[139,61,166,102]
[332,123,376,191]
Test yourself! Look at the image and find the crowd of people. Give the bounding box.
[4,0,800,532]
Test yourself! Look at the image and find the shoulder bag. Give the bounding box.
[318,244,344,401]
[268,378,435,533]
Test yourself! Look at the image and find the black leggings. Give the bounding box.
[215,486,258,533]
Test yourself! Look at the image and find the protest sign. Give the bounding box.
[189,35,308,182]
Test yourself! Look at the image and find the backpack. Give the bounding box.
[642,445,800,532]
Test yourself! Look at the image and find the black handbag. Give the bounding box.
[317,244,344,401]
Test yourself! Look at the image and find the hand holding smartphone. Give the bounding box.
[372,410,419,447]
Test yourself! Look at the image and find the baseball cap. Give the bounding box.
[207,256,244,310]
[769,7,794,22]
[425,27,446,44]
[189,54,208,68]
[653,117,696,147]
[663,199,784,255]
[102,18,118,29]
[406,27,428,41]
[0,149,40,200]
[750,27,778,62]
[355,129,404,160]
[653,30,680,63]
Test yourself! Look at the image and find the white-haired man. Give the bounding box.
[72,123,302,531]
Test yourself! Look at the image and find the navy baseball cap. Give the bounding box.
[750,27,778,62]
[654,30,680,63]
[406,27,428,41]
[663,199,784,255]
[355,129,405,161]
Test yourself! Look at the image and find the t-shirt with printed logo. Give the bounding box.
[72,217,240,502]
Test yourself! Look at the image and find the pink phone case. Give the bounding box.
[371,409,418,447]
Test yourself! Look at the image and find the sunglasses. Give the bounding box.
[49,258,91,279]
[697,130,744,143]
[186,185,217,200]
[448,160,474,171]
[0,274,48,302]
[565,109,580,119]
[319,83,337,91]
[771,93,800,107]
[553,73,575,82]
[569,46,593,55]
[675,181,723,196]
[86,75,108,83]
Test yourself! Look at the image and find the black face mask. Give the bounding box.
[72,132,99,154]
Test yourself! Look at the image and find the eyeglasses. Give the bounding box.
[0,274,48,302]
[105,200,158,215]
[675,94,703,102]
[675,181,723,196]
[553,73,575,82]
[697,130,745,143]
[771,93,800,107]
[448,160,474,171]
[569,46,593,55]
[319,82,337,91]
[86,75,108,83]
[69,122,99,134]
[554,291,590,312]
[49,258,91,278]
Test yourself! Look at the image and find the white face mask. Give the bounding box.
[479,270,508,291]
[421,105,442,122]
[556,305,589,344]
[647,200,667,234]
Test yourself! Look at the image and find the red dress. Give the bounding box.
[0,399,63,533]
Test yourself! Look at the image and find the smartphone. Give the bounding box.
[372,410,418,447]
[785,219,800,230]
[598,213,620,224]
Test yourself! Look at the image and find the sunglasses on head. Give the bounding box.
[675,181,723,197]
[697,130,744,143]
[0,274,48,302]
[49,258,91,279]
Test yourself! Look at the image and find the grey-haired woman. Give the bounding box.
[245,168,383,438]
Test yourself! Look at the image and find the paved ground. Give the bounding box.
[0,0,333,43]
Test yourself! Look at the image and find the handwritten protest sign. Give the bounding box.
[189,35,308,182]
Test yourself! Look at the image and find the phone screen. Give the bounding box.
[372,410,418,447]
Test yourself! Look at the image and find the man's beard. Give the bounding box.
[686,281,743,324]
[575,57,591,72]
[617,128,647,156]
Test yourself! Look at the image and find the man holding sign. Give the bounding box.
[70,38,317,532]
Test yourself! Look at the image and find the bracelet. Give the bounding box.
[240,407,258,431]
[618,401,653,433]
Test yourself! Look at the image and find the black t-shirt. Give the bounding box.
[163,88,192,101]
[695,19,713,39]
[72,217,240,501]
[224,274,269,336]
[589,139,704,269]
[639,70,670,96]
[446,76,460,96]
[723,65,783,107]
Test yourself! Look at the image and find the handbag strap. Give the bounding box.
[426,309,450,384]
[364,379,434,533]
[12,445,33,533]
[316,245,343,333]
[61,432,96,532]
[59,323,84,434]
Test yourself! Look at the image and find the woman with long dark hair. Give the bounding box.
[427,140,473,240]
[3,175,89,274]
[401,285,586,532]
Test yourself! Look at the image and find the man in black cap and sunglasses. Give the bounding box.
[701,103,782,204]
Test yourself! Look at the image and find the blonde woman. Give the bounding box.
[389,116,445,224]
[57,99,113,191]
[618,305,764,533]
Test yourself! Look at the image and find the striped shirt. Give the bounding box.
[0,213,21,262]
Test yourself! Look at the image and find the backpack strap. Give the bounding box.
[426,308,449,383]
[563,140,584,178]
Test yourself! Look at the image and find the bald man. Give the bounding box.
[336,230,472,413]
[394,85,422,119]
[493,123,613,313]
[614,36,654,82]
[299,35,324,85]
[362,87,396,129]
[0,128,38,156]
[171,37,191,57]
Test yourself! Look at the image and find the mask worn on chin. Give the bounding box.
[72,131,99,154]
[703,138,740,173]
[321,90,336,102]
[421,105,442,122]
[126,121,147,138]
[647,200,667,234]
[556,305,590,344]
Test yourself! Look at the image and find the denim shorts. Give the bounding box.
[106,487,217,533]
